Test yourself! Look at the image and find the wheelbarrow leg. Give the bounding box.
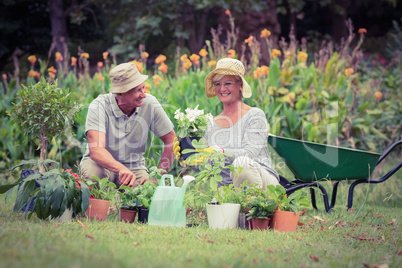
[330,182,340,209]
[285,182,331,212]
[348,161,402,209]
[310,188,318,210]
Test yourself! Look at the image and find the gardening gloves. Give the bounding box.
[173,137,224,166]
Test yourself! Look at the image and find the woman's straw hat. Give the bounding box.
[109,62,148,94]
[204,58,251,98]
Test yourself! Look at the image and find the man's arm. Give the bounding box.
[158,130,176,172]
[87,130,136,187]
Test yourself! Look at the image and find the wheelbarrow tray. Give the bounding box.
[268,135,381,182]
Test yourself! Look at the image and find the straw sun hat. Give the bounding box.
[204,58,252,98]
[109,62,148,94]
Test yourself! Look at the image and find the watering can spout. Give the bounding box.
[181,175,195,189]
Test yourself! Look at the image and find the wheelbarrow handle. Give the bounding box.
[377,140,402,165]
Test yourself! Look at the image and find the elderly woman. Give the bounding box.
[175,58,279,189]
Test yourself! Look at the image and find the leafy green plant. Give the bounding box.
[87,177,117,201]
[0,159,90,220]
[266,185,310,214]
[118,186,138,210]
[9,78,79,172]
[245,187,278,220]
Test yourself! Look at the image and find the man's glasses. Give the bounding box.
[213,81,240,88]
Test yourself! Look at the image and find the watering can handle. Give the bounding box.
[160,174,175,187]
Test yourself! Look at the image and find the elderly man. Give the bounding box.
[80,62,176,188]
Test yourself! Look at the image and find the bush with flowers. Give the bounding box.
[0,159,90,220]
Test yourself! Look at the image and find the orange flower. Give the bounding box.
[48,66,57,73]
[207,60,216,67]
[271,49,282,58]
[358,28,367,34]
[199,49,208,58]
[145,82,151,93]
[98,62,103,68]
[225,10,231,16]
[158,62,168,74]
[261,65,269,75]
[260,29,271,38]
[71,57,77,66]
[103,52,109,60]
[153,74,163,87]
[180,54,188,62]
[2,74,7,80]
[28,70,40,78]
[131,60,143,73]
[49,72,55,78]
[253,66,269,79]
[80,53,89,59]
[28,55,37,65]
[190,54,200,63]
[345,68,354,77]
[141,52,149,60]
[244,36,254,47]
[183,59,192,69]
[228,49,236,58]
[374,91,382,101]
[55,52,63,62]
[97,72,105,82]
[297,51,308,62]
[155,54,166,64]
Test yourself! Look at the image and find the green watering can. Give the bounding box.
[148,174,195,227]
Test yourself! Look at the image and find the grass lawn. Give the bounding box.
[0,160,401,268]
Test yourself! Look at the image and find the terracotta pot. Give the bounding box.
[120,208,137,223]
[269,210,300,232]
[85,199,110,221]
[251,217,270,230]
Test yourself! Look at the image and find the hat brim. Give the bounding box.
[110,74,148,94]
[204,69,252,98]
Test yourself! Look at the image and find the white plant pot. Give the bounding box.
[206,203,240,229]
[51,207,73,222]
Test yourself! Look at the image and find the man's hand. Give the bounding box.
[118,167,136,187]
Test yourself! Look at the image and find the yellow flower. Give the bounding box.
[80,53,89,59]
[207,60,216,67]
[227,49,236,58]
[261,65,269,75]
[55,52,63,62]
[244,36,254,47]
[271,49,282,58]
[180,54,188,62]
[141,52,149,59]
[345,68,354,77]
[103,52,109,60]
[199,49,208,58]
[297,51,308,62]
[71,57,77,66]
[190,54,200,64]
[260,29,271,38]
[28,55,37,65]
[155,54,166,64]
[183,59,192,69]
[158,63,168,74]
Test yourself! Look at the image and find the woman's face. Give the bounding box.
[213,75,242,103]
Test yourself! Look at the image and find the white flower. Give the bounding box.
[205,113,213,122]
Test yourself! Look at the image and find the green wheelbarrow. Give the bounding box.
[268,135,402,212]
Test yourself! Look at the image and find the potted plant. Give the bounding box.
[184,145,243,229]
[0,159,90,221]
[174,105,213,160]
[245,187,278,230]
[118,186,138,223]
[266,185,310,232]
[86,177,117,221]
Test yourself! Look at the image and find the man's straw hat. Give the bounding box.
[110,62,148,94]
[204,58,251,98]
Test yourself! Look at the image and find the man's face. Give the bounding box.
[122,83,147,108]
